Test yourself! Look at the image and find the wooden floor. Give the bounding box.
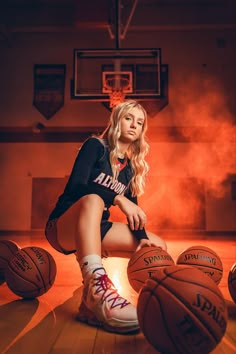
[0,234,235,354]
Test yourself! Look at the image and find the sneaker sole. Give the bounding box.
[76,302,140,334]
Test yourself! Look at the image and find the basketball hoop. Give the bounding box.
[106,78,129,108]
[102,71,133,108]
[109,89,126,108]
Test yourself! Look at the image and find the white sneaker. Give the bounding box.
[77,267,139,334]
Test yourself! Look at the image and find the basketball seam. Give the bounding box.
[140,288,187,353]
[179,247,218,254]
[129,263,174,272]
[23,248,48,292]
[176,262,223,273]
[6,264,44,296]
[157,268,225,342]
[44,251,56,285]
[5,242,18,254]
[6,248,47,296]
[163,286,217,346]
[0,241,19,258]
[163,267,224,302]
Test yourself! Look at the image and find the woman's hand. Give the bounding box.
[135,238,163,253]
[113,195,146,231]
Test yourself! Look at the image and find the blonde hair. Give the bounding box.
[100,100,149,196]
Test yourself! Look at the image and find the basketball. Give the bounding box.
[5,246,57,298]
[176,245,223,284]
[127,246,175,292]
[137,265,228,354]
[0,239,20,285]
[228,262,236,303]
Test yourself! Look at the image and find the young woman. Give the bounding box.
[45,100,167,334]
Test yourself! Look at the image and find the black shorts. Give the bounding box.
[45,218,113,255]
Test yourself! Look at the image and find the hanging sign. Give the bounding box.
[33,64,66,120]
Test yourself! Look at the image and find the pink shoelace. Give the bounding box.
[93,271,130,309]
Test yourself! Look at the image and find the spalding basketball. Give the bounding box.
[0,240,20,285]
[5,246,57,298]
[127,246,175,292]
[176,245,223,284]
[228,262,236,303]
[137,265,228,354]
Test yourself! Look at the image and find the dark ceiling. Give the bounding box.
[0,0,235,44]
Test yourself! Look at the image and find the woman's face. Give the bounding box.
[119,106,145,144]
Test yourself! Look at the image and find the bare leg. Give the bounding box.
[56,194,104,259]
[56,194,140,334]
[102,222,167,258]
[56,195,167,259]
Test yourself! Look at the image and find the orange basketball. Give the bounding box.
[127,246,175,292]
[0,239,20,285]
[176,245,223,284]
[5,246,57,298]
[137,265,228,354]
[228,262,236,303]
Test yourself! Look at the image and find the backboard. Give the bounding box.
[71,48,162,107]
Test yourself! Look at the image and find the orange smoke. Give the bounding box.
[141,75,236,231]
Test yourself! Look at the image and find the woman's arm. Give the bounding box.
[114,188,149,241]
[63,137,117,205]
[49,138,117,219]
[113,194,146,231]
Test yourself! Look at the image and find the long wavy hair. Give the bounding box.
[100,100,150,196]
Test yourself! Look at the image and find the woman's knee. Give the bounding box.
[77,194,105,212]
[101,222,138,258]
[147,232,167,251]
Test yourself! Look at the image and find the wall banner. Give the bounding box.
[33,64,66,120]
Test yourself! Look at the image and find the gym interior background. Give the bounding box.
[0,0,235,236]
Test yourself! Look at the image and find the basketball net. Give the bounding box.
[104,76,131,109]
[109,89,126,108]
